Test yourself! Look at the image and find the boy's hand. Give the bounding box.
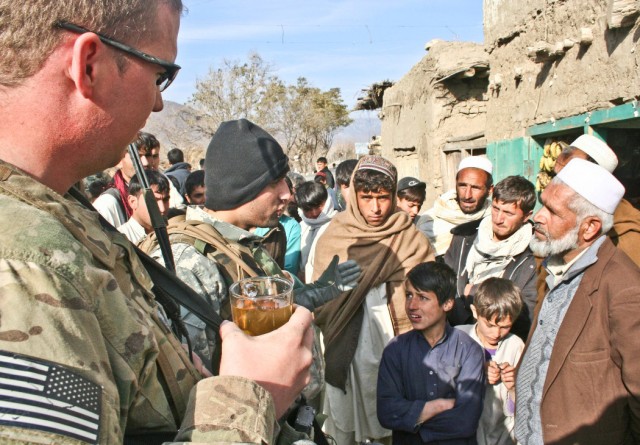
[417,398,455,424]
[499,362,516,391]
[487,360,502,385]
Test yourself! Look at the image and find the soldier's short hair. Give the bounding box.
[0,0,184,86]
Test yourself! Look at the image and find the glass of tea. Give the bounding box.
[229,276,294,336]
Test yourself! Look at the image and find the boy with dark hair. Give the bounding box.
[316,156,335,188]
[335,158,358,209]
[397,177,427,222]
[313,155,435,444]
[118,169,170,244]
[377,262,485,445]
[457,278,524,445]
[183,169,206,205]
[165,147,191,192]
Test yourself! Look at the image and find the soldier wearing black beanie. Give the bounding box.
[204,119,289,211]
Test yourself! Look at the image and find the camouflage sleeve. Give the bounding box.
[174,376,277,444]
[0,258,126,443]
[151,243,227,369]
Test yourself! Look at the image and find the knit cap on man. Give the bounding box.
[204,119,289,210]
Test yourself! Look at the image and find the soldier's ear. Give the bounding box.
[68,32,115,99]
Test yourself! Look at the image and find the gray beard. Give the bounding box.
[530,224,579,258]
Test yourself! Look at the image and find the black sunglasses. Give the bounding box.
[55,21,180,92]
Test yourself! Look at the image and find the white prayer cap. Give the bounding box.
[556,158,624,214]
[570,134,618,173]
[457,155,493,175]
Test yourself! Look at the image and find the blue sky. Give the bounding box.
[164,0,485,110]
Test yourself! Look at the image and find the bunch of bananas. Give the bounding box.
[536,139,567,191]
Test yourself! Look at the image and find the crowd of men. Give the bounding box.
[0,1,639,444]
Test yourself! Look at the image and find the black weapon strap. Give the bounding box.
[69,186,224,374]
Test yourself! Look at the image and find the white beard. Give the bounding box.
[530,224,579,257]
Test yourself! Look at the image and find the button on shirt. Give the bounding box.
[377,325,485,445]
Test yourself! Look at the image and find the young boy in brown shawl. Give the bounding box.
[312,155,435,445]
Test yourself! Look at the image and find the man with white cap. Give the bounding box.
[515,159,640,444]
[553,133,640,267]
[417,155,494,257]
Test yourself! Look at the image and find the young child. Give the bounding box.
[396,177,427,223]
[377,262,485,445]
[456,277,524,445]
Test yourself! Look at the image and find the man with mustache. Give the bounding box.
[418,156,494,258]
[444,175,537,340]
[515,159,640,445]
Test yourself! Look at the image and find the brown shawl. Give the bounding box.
[313,156,434,390]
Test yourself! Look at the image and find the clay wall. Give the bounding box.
[483,0,640,141]
[380,42,489,207]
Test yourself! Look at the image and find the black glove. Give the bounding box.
[294,255,362,310]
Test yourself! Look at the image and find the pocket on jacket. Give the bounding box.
[568,349,610,363]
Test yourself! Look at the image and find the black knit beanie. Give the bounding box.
[204,119,289,210]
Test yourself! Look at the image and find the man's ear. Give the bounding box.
[442,298,454,312]
[580,216,603,243]
[127,193,139,211]
[69,33,110,98]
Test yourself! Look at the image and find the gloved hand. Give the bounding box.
[294,255,362,311]
[315,255,361,291]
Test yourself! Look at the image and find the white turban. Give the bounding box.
[556,158,624,214]
[457,155,493,175]
[570,134,618,173]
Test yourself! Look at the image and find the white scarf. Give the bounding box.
[464,214,532,285]
[300,198,337,268]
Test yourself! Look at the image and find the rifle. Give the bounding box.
[126,143,223,373]
[127,143,175,272]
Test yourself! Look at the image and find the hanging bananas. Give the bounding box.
[536,139,567,192]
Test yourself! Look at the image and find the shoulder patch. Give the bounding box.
[0,350,101,444]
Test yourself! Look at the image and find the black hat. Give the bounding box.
[397,176,426,192]
[204,119,289,210]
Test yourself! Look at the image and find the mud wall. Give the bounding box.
[483,0,640,141]
[380,42,489,206]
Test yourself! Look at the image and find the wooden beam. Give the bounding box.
[607,0,639,28]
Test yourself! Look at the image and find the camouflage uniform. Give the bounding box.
[147,206,324,400]
[0,160,277,444]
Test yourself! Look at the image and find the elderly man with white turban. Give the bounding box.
[515,159,640,445]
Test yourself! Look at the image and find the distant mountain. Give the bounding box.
[335,110,381,144]
[143,101,211,167]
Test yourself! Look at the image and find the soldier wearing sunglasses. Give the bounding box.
[0,1,315,444]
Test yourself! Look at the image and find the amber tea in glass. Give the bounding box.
[229,276,293,336]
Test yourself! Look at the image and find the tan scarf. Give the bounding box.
[421,189,491,255]
[313,156,434,389]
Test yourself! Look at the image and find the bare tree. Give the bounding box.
[188,52,280,136]
[189,54,352,173]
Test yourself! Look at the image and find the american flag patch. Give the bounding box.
[0,350,101,444]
